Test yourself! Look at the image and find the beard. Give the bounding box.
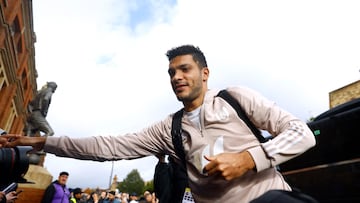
[175,81,203,102]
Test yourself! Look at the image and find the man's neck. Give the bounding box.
[183,89,207,112]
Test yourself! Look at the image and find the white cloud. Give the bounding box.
[32,0,360,189]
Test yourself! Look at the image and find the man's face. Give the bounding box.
[58,174,68,185]
[75,193,82,199]
[108,193,115,200]
[168,54,209,103]
[145,193,152,201]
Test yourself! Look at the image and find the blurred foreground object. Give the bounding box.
[280,98,360,202]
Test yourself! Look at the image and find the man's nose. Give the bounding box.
[173,70,183,80]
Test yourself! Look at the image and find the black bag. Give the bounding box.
[153,157,188,203]
[153,161,172,203]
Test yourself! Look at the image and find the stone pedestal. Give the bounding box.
[16,164,53,203]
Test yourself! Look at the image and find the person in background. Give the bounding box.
[103,191,120,203]
[41,171,71,203]
[0,45,316,202]
[98,191,107,203]
[115,193,122,201]
[128,193,138,203]
[79,193,89,203]
[87,192,100,203]
[143,191,157,203]
[70,188,82,203]
[120,192,128,203]
[86,192,99,203]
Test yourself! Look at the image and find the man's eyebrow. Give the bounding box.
[174,64,189,69]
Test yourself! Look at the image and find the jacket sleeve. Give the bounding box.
[227,86,316,172]
[41,183,55,203]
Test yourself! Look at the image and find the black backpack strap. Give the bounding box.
[168,90,266,202]
[217,89,267,143]
[170,108,189,201]
[171,109,186,165]
[171,89,267,162]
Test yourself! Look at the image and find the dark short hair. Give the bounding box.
[59,171,69,176]
[73,188,82,195]
[166,45,208,68]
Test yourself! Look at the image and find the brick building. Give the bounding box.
[0,0,37,134]
[0,1,53,203]
[329,79,360,108]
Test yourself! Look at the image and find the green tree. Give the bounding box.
[307,116,315,122]
[144,179,154,193]
[118,169,145,195]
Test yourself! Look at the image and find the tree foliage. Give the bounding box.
[118,169,145,195]
[144,179,154,193]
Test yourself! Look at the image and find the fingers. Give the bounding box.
[203,152,255,180]
[204,155,212,161]
[6,191,18,201]
[0,135,22,147]
[0,139,5,147]
[9,191,17,196]
[203,155,222,176]
[0,137,10,148]
[0,135,46,150]
[1,138,17,148]
[202,155,212,174]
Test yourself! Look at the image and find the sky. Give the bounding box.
[31,0,360,189]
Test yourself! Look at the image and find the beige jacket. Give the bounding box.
[44,86,316,203]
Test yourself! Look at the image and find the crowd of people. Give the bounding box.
[39,171,158,203]
[68,190,158,203]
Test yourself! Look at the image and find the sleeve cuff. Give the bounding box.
[247,145,271,172]
[43,137,59,153]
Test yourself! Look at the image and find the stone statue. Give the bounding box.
[24,82,57,137]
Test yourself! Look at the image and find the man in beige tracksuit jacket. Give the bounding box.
[1,45,315,203]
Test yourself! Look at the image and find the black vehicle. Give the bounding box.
[279,98,360,203]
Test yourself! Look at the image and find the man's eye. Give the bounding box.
[168,69,175,77]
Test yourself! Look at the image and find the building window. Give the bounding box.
[0,56,8,89]
[3,101,17,132]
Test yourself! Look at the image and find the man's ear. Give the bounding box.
[202,67,209,82]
